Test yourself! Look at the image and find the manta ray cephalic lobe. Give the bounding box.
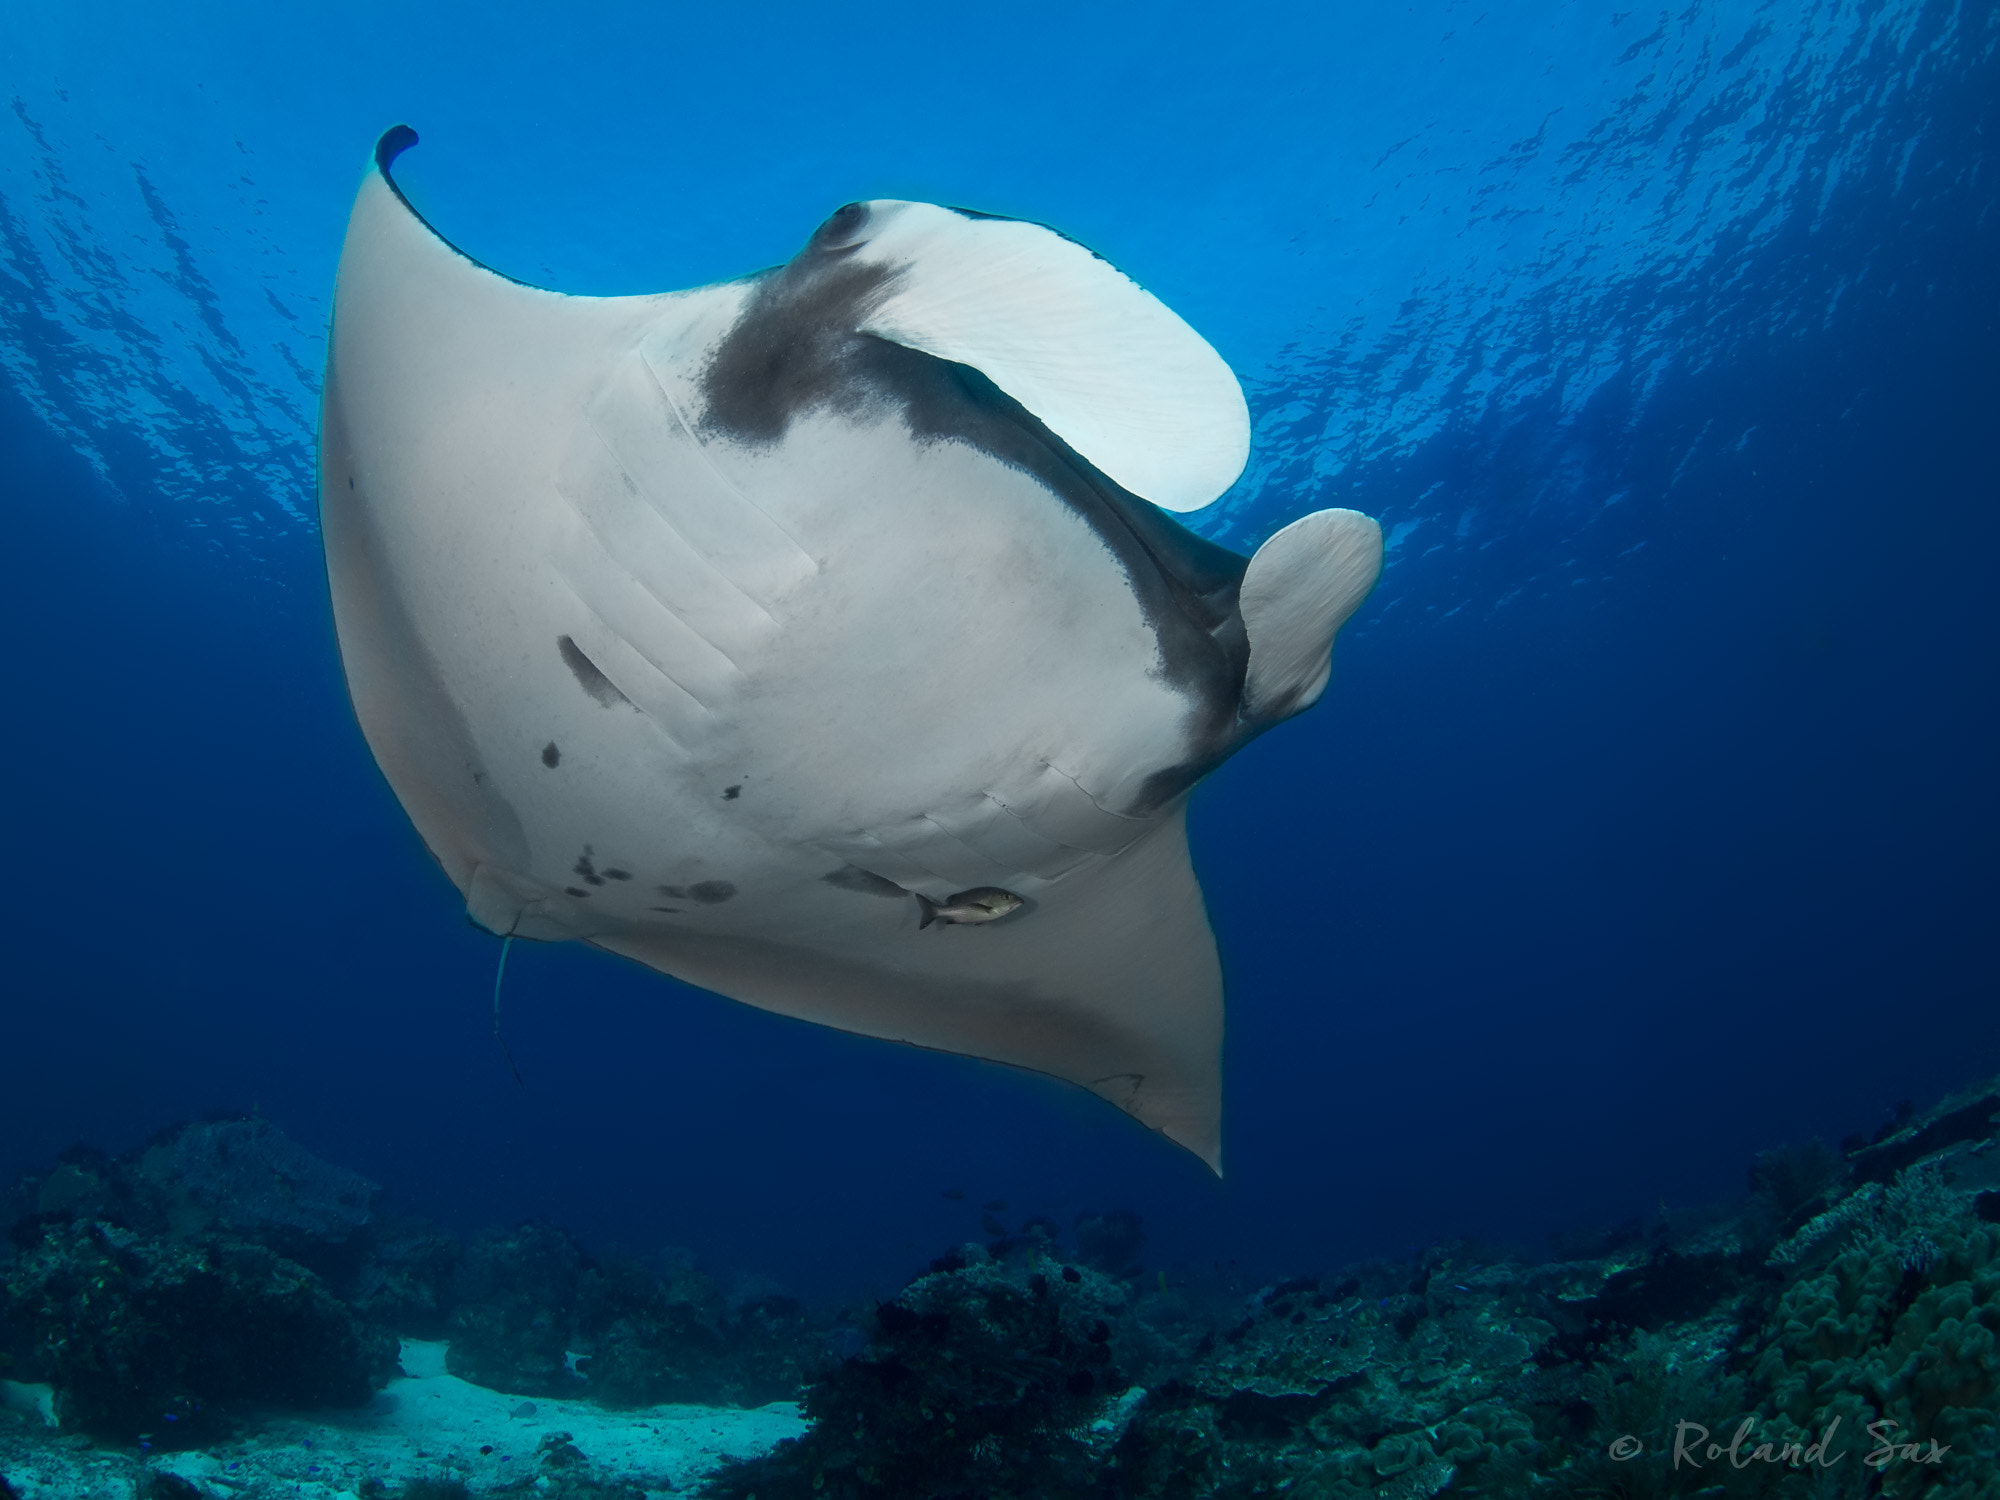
[318,126,1383,1172]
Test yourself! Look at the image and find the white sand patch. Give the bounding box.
[0,1339,807,1499]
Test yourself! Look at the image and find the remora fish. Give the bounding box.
[916,887,1025,929]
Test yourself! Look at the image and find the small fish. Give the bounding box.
[916,887,1023,929]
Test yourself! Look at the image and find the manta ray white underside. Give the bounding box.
[319,128,1382,1172]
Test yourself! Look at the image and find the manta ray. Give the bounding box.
[319,127,1382,1172]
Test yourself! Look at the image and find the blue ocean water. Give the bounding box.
[0,0,1993,1309]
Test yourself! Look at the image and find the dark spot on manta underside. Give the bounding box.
[822,865,908,899]
[722,784,742,800]
[541,742,561,768]
[565,887,589,898]
[657,881,736,904]
[573,851,606,887]
[558,635,631,708]
[649,906,683,914]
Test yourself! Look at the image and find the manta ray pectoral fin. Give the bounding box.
[1239,508,1385,723]
[591,809,1225,1173]
[843,202,1250,514]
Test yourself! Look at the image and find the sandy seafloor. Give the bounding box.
[0,1339,806,1498]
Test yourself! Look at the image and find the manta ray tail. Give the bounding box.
[491,933,525,1088]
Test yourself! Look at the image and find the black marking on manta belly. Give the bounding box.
[572,850,606,887]
[558,635,631,709]
[1134,750,1234,817]
[722,784,742,800]
[822,865,908,899]
[603,868,631,881]
[696,256,901,445]
[565,887,590,898]
[657,882,733,903]
[649,906,683,914]
[541,742,561,768]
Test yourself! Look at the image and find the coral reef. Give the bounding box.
[0,1115,823,1450]
[446,1221,588,1397]
[575,1251,817,1408]
[0,1118,402,1443]
[6,1081,2000,1497]
[5,1218,396,1441]
[711,1078,2000,1499]
[704,1241,1151,1500]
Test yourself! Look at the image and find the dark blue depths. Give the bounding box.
[0,0,1995,1308]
